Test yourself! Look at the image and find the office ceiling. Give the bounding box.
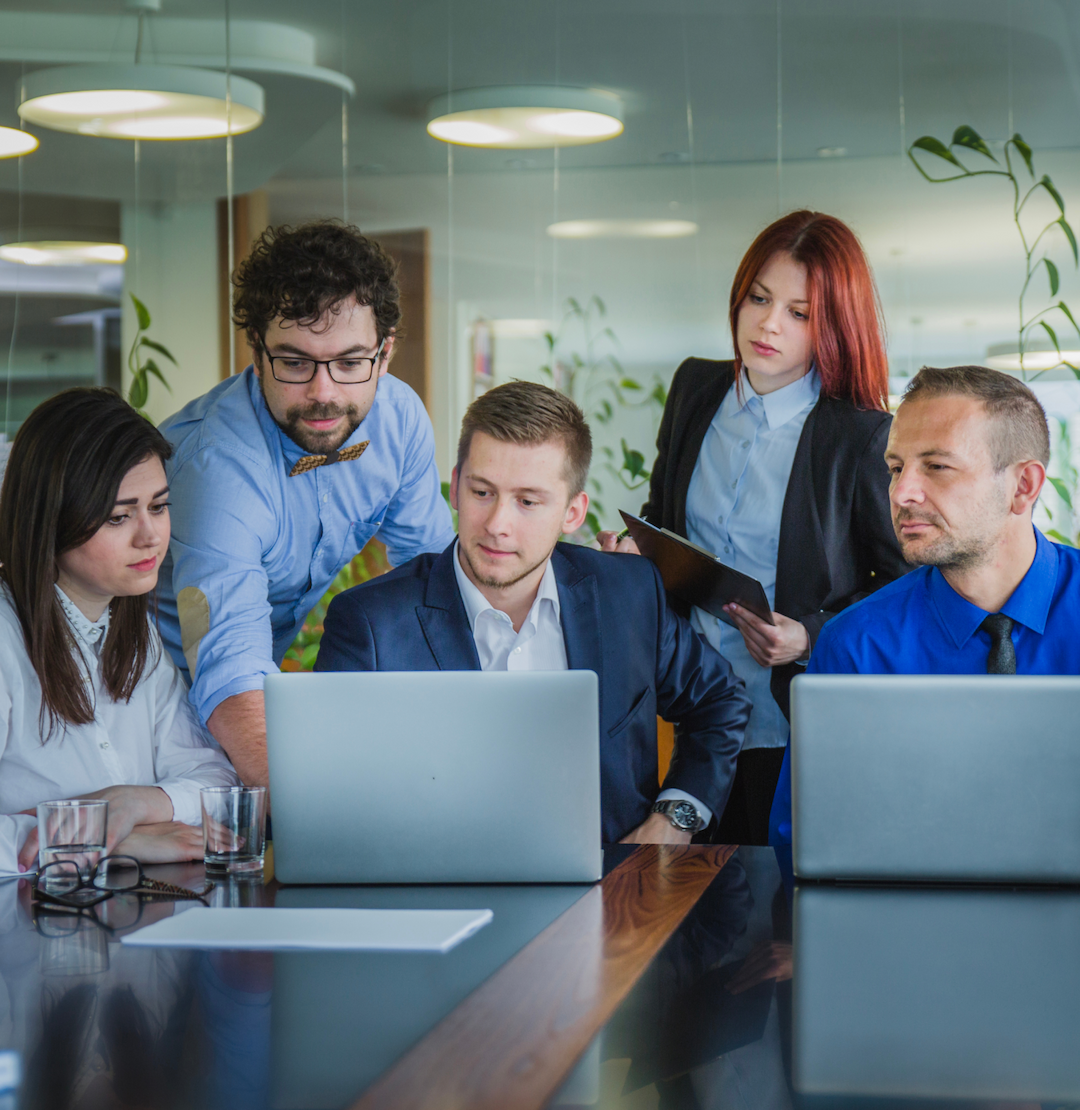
[0,0,1076,201]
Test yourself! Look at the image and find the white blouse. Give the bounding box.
[0,584,239,872]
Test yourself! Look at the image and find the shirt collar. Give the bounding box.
[734,367,820,430]
[928,526,1059,648]
[245,365,375,472]
[55,585,110,653]
[452,540,561,632]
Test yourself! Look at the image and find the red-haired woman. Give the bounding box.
[604,210,907,845]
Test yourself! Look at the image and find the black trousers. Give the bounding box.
[713,747,786,847]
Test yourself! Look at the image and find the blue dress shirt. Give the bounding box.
[685,368,820,749]
[769,526,1080,845]
[157,367,456,725]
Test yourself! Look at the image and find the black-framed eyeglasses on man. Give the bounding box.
[267,339,387,385]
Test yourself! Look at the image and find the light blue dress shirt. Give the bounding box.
[684,369,820,750]
[157,367,456,726]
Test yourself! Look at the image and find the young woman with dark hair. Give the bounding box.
[603,210,908,845]
[0,388,238,873]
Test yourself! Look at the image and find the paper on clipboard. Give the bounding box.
[618,511,775,626]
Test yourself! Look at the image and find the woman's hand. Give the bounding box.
[80,785,174,854]
[596,531,641,555]
[724,604,810,667]
[113,821,204,864]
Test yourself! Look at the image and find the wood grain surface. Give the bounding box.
[349,843,736,1110]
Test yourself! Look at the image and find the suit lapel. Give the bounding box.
[417,545,482,670]
[553,547,603,701]
[673,367,734,535]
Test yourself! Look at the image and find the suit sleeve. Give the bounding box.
[649,564,751,819]
[313,591,378,672]
[639,361,686,523]
[801,416,908,651]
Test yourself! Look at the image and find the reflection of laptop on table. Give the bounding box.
[619,511,774,627]
[265,671,602,885]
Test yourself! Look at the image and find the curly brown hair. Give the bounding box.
[232,220,401,352]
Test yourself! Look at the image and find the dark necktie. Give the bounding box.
[979,613,1016,674]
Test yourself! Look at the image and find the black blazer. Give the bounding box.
[315,541,752,843]
[641,358,908,718]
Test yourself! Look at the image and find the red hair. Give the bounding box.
[729,210,889,411]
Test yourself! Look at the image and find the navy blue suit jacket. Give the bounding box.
[315,542,751,843]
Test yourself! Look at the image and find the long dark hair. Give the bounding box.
[0,388,172,738]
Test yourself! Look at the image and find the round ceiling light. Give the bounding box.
[427,86,623,149]
[0,241,128,266]
[985,340,1080,373]
[547,219,699,239]
[17,64,264,140]
[0,127,38,159]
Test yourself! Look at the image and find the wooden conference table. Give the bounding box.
[2,843,1077,1109]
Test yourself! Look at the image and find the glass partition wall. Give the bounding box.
[1,0,1079,533]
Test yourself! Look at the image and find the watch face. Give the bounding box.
[671,801,698,830]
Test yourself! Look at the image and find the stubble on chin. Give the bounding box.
[460,542,551,591]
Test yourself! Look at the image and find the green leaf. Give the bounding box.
[143,359,172,391]
[1057,302,1080,340]
[651,381,668,407]
[584,510,602,536]
[544,332,556,351]
[1048,476,1073,509]
[300,643,320,670]
[1058,218,1079,266]
[1064,361,1080,379]
[1045,258,1061,297]
[1040,176,1066,215]
[952,125,997,161]
[566,297,583,315]
[601,445,614,459]
[589,478,602,494]
[619,378,643,391]
[599,399,613,421]
[130,293,151,331]
[139,337,178,365]
[910,135,962,167]
[620,438,648,481]
[1039,320,1061,353]
[128,373,148,410]
[592,295,606,316]
[1045,528,1076,547]
[1011,134,1034,176]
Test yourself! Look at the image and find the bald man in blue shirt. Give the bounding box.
[770,364,1080,845]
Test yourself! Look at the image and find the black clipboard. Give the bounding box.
[619,510,775,627]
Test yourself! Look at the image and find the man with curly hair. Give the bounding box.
[156,221,455,785]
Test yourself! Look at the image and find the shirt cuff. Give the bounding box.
[656,788,713,829]
[156,782,202,828]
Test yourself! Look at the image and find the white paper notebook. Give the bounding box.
[120,907,493,952]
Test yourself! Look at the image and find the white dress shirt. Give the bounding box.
[0,585,239,873]
[685,369,820,750]
[452,543,711,825]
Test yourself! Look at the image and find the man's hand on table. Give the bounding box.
[208,689,270,788]
[619,811,693,845]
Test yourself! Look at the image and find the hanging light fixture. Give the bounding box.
[0,128,38,159]
[547,219,698,239]
[427,86,623,149]
[985,341,1080,373]
[17,63,264,141]
[0,242,127,266]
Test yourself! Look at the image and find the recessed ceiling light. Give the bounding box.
[18,64,264,140]
[547,219,698,240]
[0,241,128,266]
[0,127,39,159]
[427,86,623,149]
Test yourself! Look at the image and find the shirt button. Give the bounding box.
[513,647,521,654]
[322,494,328,504]
[724,546,731,554]
[717,515,723,524]
[742,440,751,449]
[731,481,738,489]
[100,741,110,750]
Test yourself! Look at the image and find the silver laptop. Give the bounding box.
[265,670,602,884]
[791,674,1080,883]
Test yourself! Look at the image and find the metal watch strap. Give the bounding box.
[652,798,704,832]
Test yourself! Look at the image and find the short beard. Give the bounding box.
[894,510,994,571]
[460,541,554,591]
[258,373,361,454]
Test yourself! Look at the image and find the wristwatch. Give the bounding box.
[652,798,705,833]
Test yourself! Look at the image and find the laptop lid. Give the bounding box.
[791,674,1080,883]
[265,670,602,884]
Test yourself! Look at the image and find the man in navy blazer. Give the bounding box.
[316,381,750,844]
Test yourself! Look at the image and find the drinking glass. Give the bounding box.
[36,799,108,888]
[201,787,267,876]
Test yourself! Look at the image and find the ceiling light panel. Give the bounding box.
[0,241,127,265]
[18,64,264,140]
[427,86,623,149]
[0,126,38,159]
[547,219,699,239]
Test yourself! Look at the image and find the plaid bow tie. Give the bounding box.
[289,440,370,478]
